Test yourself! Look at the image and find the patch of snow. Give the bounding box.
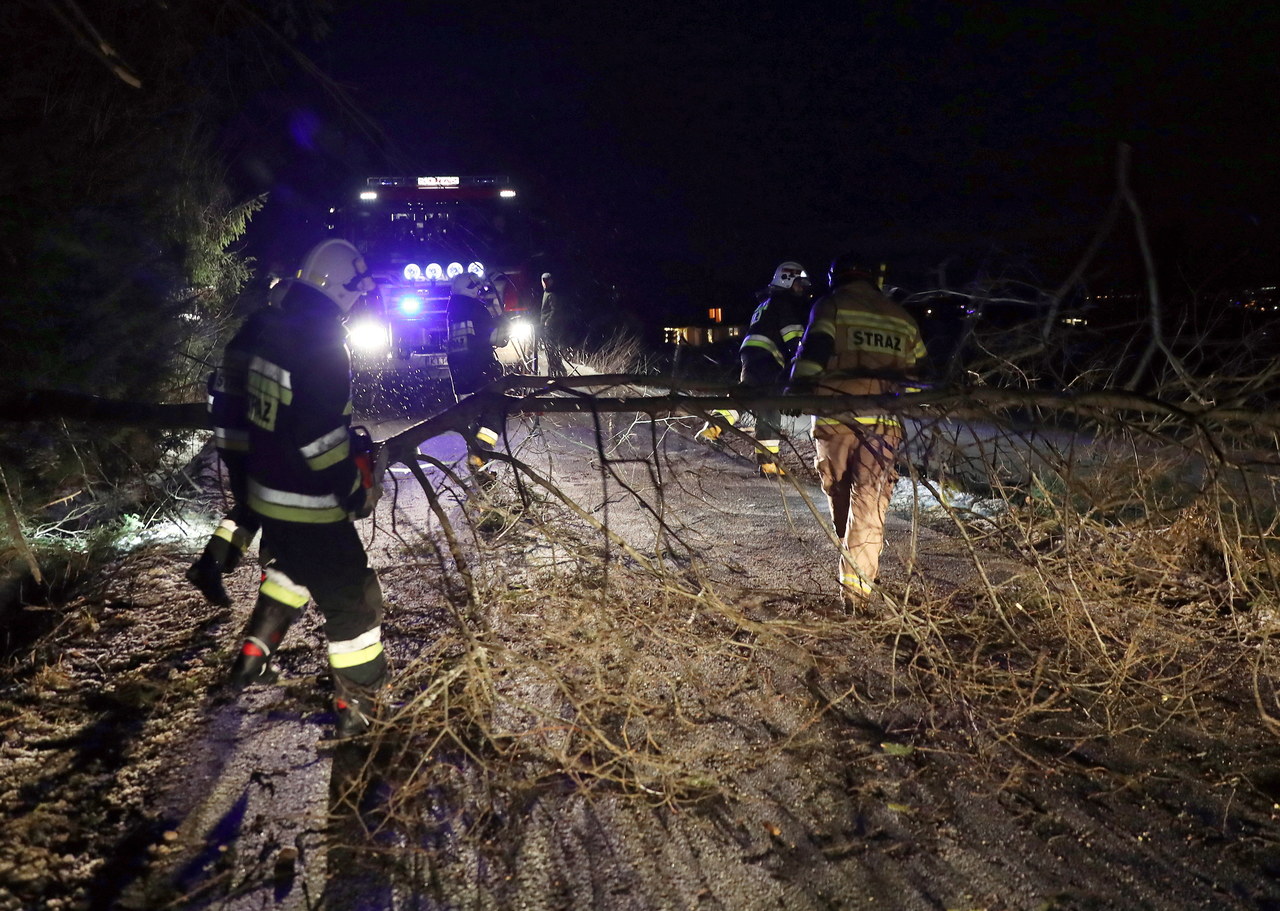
[889,477,1006,519]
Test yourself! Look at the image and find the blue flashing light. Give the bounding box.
[398,295,423,315]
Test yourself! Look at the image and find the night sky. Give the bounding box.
[249,0,1279,318]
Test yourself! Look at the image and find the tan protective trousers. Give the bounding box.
[814,424,902,594]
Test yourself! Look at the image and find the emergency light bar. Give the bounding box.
[367,176,510,188]
[400,262,484,282]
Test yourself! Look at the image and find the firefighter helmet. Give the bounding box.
[295,239,374,313]
[770,261,807,290]
[451,272,485,299]
[829,252,873,287]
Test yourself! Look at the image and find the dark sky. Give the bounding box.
[259,0,1280,311]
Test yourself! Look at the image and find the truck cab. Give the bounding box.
[329,175,535,375]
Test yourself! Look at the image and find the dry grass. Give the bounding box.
[325,338,1280,903]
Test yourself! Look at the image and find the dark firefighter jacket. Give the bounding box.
[790,278,927,431]
[209,305,272,463]
[241,282,361,523]
[739,288,808,386]
[447,293,504,395]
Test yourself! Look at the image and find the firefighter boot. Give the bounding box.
[759,461,786,478]
[227,594,302,690]
[187,520,254,606]
[755,449,786,478]
[694,423,723,445]
[333,668,390,739]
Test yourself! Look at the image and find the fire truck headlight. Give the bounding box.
[446,262,464,279]
[509,317,535,344]
[348,318,389,353]
[467,261,485,277]
[398,295,423,315]
[403,263,422,281]
[425,263,444,281]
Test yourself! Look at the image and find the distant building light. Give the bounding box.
[500,189,517,198]
[360,191,378,201]
[708,308,722,323]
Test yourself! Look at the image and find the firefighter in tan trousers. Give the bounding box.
[787,252,926,602]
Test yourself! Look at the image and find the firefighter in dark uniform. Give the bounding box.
[787,252,926,604]
[226,238,387,738]
[447,270,509,469]
[696,261,811,476]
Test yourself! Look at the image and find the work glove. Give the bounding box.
[490,317,511,348]
[344,481,381,520]
[347,427,386,520]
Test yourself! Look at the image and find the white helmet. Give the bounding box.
[770,261,807,290]
[450,272,485,299]
[295,238,374,313]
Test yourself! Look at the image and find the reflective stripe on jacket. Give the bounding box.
[791,280,926,430]
[739,289,809,385]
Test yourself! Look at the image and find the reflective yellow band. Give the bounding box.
[475,426,500,446]
[741,335,784,366]
[246,360,293,404]
[814,416,901,428]
[840,572,874,594]
[792,360,823,378]
[261,568,311,608]
[250,497,348,523]
[329,641,384,670]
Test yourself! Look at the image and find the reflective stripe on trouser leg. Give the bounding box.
[212,517,257,572]
[323,571,388,686]
[212,519,237,545]
[329,625,384,672]
[229,567,308,688]
[840,570,874,595]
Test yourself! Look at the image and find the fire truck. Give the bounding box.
[328,175,536,375]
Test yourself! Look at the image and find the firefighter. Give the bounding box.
[696,261,812,476]
[226,238,388,739]
[447,271,509,469]
[787,252,926,604]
